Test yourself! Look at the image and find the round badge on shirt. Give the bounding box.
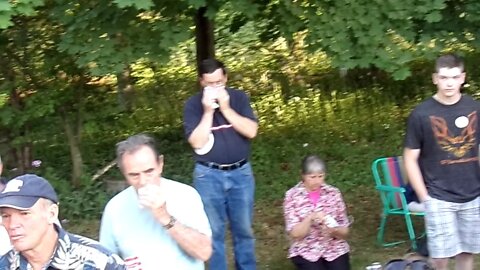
[455,116,469,128]
[194,133,214,155]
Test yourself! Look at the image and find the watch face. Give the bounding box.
[164,216,176,230]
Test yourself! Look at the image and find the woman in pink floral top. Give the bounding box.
[283,155,350,270]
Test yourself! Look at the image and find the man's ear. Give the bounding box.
[199,77,206,88]
[158,155,164,171]
[47,203,59,225]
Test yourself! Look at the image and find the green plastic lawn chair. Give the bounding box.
[371,156,425,250]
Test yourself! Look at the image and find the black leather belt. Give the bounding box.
[197,159,247,171]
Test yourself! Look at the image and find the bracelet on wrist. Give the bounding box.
[163,215,177,230]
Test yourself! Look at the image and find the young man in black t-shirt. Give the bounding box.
[404,54,480,270]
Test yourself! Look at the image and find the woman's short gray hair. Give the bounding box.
[301,155,326,174]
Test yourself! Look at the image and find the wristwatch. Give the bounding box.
[163,215,177,230]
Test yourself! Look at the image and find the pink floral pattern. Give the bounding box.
[283,182,350,262]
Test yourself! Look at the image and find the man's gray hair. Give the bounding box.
[301,155,326,175]
[115,134,160,170]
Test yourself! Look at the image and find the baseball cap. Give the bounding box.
[0,174,58,210]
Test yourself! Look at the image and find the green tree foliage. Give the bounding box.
[4,0,480,79]
[1,0,480,218]
[0,13,62,173]
[0,7,126,185]
[259,0,480,79]
[51,0,194,76]
[0,0,44,28]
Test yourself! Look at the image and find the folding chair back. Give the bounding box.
[371,156,425,250]
[373,156,409,210]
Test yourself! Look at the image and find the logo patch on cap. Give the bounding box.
[2,179,23,193]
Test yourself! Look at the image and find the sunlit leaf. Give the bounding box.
[113,0,154,10]
[0,12,12,29]
[425,11,442,23]
[392,67,412,80]
[0,2,11,12]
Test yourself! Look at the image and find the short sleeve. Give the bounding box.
[99,202,119,255]
[183,96,203,139]
[332,191,349,227]
[237,91,257,122]
[283,189,301,232]
[404,110,423,150]
[173,185,212,237]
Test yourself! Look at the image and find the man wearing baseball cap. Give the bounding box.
[0,174,126,270]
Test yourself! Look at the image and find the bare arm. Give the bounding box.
[138,185,212,261]
[220,108,258,139]
[289,212,349,241]
[403,147,429,202]
[158,214,212,261]
[325,226,349,240]
[152,207,212,261]
[288,213,314,240]
[187,90,218,149]
[188,110,214,149]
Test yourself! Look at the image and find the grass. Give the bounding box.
[61,89,427,269]
[252,185,422,270]
[58,71,480,269]
[64,185,423,270]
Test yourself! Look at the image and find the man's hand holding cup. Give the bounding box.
[137,184,166,211]
[203,86,220,109]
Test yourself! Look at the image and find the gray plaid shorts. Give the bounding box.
[424,196,480,258]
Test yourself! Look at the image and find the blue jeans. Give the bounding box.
[194,162,256,270]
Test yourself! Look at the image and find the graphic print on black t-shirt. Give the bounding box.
[430,111,477,164]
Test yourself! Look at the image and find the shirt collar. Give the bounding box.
[296,181,327,195]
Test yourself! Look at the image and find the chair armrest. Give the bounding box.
[376,185,405,193]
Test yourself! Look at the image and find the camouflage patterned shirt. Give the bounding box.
[0,225,126,270]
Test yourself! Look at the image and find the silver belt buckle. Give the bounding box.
[219,163,229,169]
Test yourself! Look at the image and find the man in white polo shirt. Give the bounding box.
[100,134,212,270]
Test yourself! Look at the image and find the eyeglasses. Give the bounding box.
[204,81,225,87]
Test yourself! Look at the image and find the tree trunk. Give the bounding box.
[117,65,134,112]
[60,79,86,188]
[61,112,83,187]
[194,7,215,74]
[10,143,31,176]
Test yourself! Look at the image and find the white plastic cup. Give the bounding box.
[324,215,339,228]
[204,86,219,109]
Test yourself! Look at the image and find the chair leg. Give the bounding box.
[378,213,408,247]
[377,213,388,246]
[404,214,417,250]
